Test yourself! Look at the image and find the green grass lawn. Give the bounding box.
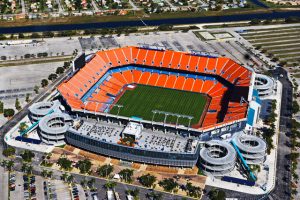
[109,85,208,127]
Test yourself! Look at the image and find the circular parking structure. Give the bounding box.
[38,112,71,146]
[200,140,236,176]
[29,101,60,122]
[232,133,267,164]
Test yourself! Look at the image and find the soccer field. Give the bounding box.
[109,85,208,127]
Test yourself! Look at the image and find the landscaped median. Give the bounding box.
[41,145,206,199]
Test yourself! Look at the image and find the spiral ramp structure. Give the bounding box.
[199,140,237,176]
[29,100,61,122]
[254,74,275,98]
[232,133,267,164]
[38,112,72,146]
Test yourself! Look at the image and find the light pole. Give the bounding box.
[188,116,193,130]
[175,114,181,128]
[151,110,157,124]
[164,113,169,125]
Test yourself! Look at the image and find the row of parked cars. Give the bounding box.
[44,180,58,200]
[9,173,16,191]
[23,175,37,200]
[71,185,79,200]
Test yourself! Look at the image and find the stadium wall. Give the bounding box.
[65,128,200,167]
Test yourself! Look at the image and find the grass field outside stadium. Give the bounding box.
[109,85,208,127]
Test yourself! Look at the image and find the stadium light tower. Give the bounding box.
[114,104,123,118]
[164,113,169,125]
[175,114,181,128]
[187,116,193,130]
[151,110,158,125]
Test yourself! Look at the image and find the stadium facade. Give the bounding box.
[26,46,266,170]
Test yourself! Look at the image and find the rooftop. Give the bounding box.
[70,119,198,154]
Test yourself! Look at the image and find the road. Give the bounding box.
[268,67,293,200]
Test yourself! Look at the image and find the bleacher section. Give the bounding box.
[58,46,252,129]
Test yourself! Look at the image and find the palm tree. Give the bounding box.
[80,178,87,187]
[104,181,116,189]
[67,175,74,183]
[41,169,48,178]
[48,171,53,178]
[146,191,163,200]
[21,163,28,173]
[87,178,96,188]
[61,173,68,182]
[26,165,33,174]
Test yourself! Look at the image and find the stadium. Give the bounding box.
[26,46,266,175]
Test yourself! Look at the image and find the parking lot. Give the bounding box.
[0,167,9,200]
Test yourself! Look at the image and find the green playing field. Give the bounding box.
[109,85,208,127]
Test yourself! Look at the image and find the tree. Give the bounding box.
[47,170,53,178]
[0,101,3,113]
[157,24,173,31]
[119,169,134,183]
[31,33,40,38]
[48,73,58,81]
[87,178,96,188]
[57,157,72,171]
[34,85,39,94]
[208,188,226,200]
[41,79,49,87]
[4,109,15,117]
[5,160,14,171]
[77,159,92,174]
[25,93,31,103]
[43,31,55,38]
[146,191,163,200]
[2,147,16,157]
[20,150,35,162]
[18,33,25,38]
[66,174,74,183]
[61,173,69,181]
[104,181,117,189]
[158,178,178,192]
[75,0,82,11]
[15,98,21,110]
[19,122,28,133]
[56,67,65,74]
[80,178,88,187]
[41,169,49,178]
[249,19,260,25]
[185,182,202,198]
[21,163,33,174]
[126,188,140,199]
[97,164,114,177]
[63,61,70,69]
[292,101,300,114]
[139,173,156,188]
